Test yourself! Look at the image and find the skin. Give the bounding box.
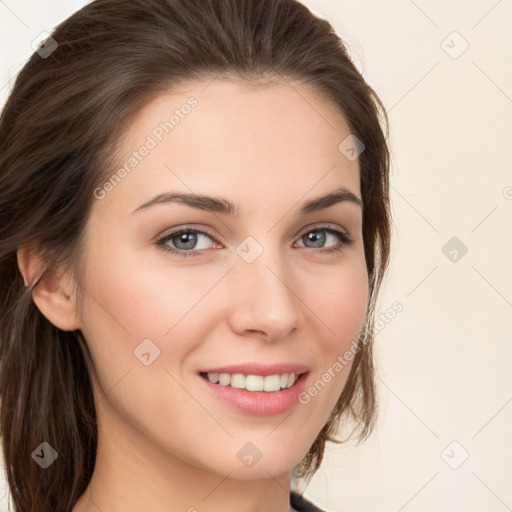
[18,78,368,512]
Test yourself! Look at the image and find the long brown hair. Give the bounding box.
[0,0,391,509]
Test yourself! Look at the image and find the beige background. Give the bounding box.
[1,1,511,510]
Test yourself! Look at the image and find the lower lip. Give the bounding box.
[198,373,309,416]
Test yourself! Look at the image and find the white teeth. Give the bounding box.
[208,372,220,383]
[218,373,231,386]
[263,374,281,392]
[287,372,296,388]
[204,372,298,392]
[230,373,245,389]
[245,375,264,391]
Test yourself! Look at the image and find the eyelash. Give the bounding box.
[155,224,354,258]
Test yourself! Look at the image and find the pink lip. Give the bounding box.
[198,367,310,416]
[198,363,310,376]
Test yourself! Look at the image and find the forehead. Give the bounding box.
[98,78,361,218]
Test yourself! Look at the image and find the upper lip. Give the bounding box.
[199,363,310,376]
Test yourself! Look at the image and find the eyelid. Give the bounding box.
[155,224,221,245]
[157,222,350,244]
[294,221,349,239]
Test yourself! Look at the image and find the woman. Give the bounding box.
[0,0,392,510]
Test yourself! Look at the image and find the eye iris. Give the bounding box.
[304,230,325,248]
[174,232,197,250]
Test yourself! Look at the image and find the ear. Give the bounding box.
[17,241,82,331]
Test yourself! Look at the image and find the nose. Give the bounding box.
[226,245,299,342]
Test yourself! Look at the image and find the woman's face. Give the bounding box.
[76,78,368,479]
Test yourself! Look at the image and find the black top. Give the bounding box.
[290,491,325,512]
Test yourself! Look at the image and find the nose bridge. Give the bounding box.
[227,237,299,339]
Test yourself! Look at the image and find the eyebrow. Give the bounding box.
[131,185,362,217]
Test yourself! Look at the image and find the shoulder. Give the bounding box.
[290,491,326,512]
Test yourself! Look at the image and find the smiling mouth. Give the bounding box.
[199,371,306,392]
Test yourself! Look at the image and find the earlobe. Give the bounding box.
[16,242,82,331]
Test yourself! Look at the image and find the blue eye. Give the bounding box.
[157,229,216,254]
[156,225,353,258]
[296,227,353,252]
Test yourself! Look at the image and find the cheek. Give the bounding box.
[305,254,369,351]
[294,255,368,414]
[77,243,232,393]
[80,241,225,338]
[76,248,230,453]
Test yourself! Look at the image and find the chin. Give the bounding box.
[207,443,309,481]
